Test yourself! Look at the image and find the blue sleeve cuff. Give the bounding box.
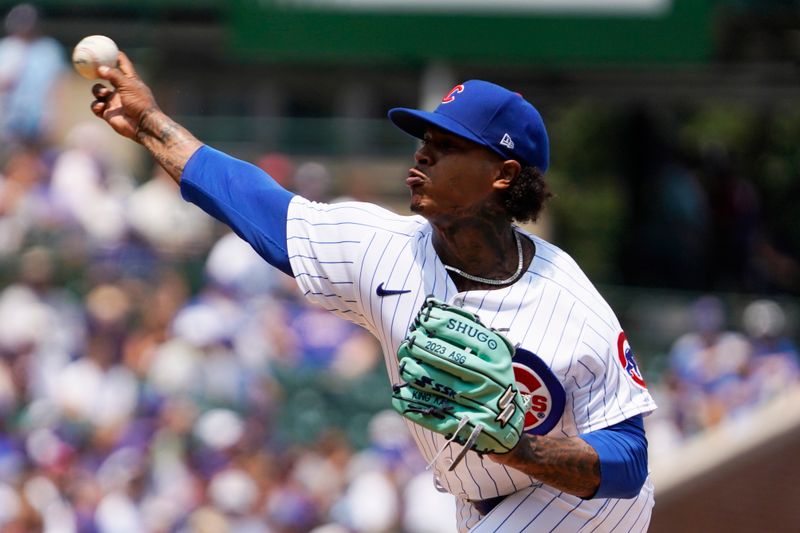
[180,145,295,276]
[580,415,648,499]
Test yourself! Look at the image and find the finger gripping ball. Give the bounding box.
[72,35,119,80]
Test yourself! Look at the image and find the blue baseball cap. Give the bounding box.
[388,80,549,172]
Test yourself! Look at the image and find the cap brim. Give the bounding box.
[388,107,486,148]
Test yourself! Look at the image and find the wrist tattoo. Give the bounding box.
[134,108,159,142]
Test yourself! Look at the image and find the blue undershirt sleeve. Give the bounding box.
[580,414,648,499]
[179,145,295,276]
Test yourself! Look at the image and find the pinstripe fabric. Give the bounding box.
[287,197,657,532]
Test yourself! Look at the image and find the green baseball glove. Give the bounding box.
[392,297,530,470]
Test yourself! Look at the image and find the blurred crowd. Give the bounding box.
[1,3,799,532]
[0,123,462,532]
[646,295,799,457]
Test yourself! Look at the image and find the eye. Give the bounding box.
[436,139,456,152]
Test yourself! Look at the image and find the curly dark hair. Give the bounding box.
[498,165,553,223]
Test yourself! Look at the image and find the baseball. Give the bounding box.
[72,35,119,80]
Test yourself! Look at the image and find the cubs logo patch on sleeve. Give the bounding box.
[617,332,647,388]
[512,348,566,435]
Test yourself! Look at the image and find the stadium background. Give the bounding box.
[0,0,798,531]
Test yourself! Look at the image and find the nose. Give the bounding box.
[414,143,432,166]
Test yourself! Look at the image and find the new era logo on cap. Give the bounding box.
[387,80,549,172]
[500,133,515,149]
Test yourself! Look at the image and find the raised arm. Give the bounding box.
[89,50,295,276]
[89,51,202,182]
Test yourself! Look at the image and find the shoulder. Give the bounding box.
[527,233,584,278]
[523,231,618,327]
[290,197,427,233]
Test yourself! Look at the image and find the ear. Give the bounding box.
[492,160,522,191]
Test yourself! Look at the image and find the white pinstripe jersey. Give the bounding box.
[287,197,657,532]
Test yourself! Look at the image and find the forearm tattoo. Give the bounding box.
[495,435,601,498]
[136,109,202,182]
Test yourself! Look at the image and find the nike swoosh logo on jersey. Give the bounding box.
[376,283,411,297]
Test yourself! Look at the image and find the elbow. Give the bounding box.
[582,415,650,500]
[594,440,648,499]
[618,463,647,500]
[631,441,650,497]
[616,456,648,499]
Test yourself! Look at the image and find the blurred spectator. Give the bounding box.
[0,147,50,257]
[122,267,190,379]
[285,302,369,369]
[127,166,215,257]
[403,471,458,533]
[341,466,399,532]
[256,152,295,189]
[204,231,282,298]
[293,162,333,203]
[0,3,66,148]
[742,298,800,401]
[49,121,134,247]
[53,284,138,436]
[667,295,754,434]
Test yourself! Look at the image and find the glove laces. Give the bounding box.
[426,415,485,472]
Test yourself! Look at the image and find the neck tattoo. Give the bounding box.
[443,230,525,286]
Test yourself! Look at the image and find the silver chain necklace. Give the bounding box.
[443,230,524,286]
